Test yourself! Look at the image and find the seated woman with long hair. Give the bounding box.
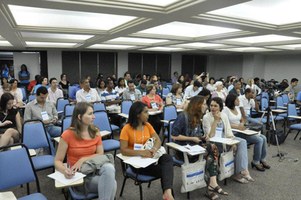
[0,93,22,148]
[55,102,117,200]
[203,97,254,184]
[120,101,174,200]
[171,96,227,200]
[224,93,270,171]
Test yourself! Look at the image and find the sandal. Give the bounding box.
[233,176,249,184]
[208,185,228,195]
[242,174,255,182]
[205,190,219,200]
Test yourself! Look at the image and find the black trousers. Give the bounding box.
[131,154,173,191]
[148,114,162,134]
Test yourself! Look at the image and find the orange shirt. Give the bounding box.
[61,129,102,166]
[120,122,155,149]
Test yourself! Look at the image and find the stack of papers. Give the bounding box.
[48,171,86,185]
[124,156,158,168]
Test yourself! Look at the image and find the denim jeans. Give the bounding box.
[46,125,62,137]
[234,137,248,174]
[235,133,267,164]
[85,163,117,200]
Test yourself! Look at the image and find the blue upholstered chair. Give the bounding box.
[0,144,47,200]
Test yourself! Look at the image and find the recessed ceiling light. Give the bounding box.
[26,41,77,48]
[87,44,136,49]
[217,47,279,52]
[208,0,301,25]
[9,5,136,30]
[0,41,12,46]
[107,37,169,44]
[139,21,240,38]
[118,0,180,7]
[173,42,227,49]
[224,34,300,44]
[21,32,94,40]
[141,47,189,52]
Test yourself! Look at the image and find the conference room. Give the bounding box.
[0,0,301,200]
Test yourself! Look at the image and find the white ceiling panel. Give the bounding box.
[208,0,301,25]
[141,46,190,52]
[9,5,137,30]
[222,34,301,44]
[139,21,241,38]
[117,0,181,7]
[106,37,169,45]
[0,40,12,46]
[217,47,280,52]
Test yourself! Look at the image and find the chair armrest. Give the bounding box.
[288,115,301,120]
[0,192,16,200]
[160,120,169,123]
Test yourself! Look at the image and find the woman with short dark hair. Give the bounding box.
[203,97,254,184]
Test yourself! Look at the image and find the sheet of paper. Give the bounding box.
[48,171,86,185]
[184,144,206,152]
[209,137,239,145]
[232,129,259,135]
[124,156,158,168]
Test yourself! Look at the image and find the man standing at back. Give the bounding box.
[24,86,61,137]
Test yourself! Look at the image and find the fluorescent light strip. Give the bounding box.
[118,0,180,7]
[26,42,77,48]
[173,42,227,49]
[0,41,12,46]
[107,37,169,44]
[208,0,301,25]
[9,5,136,30]
[266,44,301,50]
[225,34,300,44]
[139,21,240,38]
[88,44,136,49]
[217,47,279,52]
[141,47,188,52]
[21,32,94,40]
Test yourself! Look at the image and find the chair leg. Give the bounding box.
[187,192,190,199]
[26,183,30,195]
[119,177,127,197]
[284,129,291,141]
[147,182,151,188]
[139,184,143,200]
[294,131,301,140]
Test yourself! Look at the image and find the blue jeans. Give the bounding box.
[46,125,62,137]
[235,133,267,164]
[85,163,117,200]
[234,137,248,174]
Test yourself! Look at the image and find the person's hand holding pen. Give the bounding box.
[64,163,75,179]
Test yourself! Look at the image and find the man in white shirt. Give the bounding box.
[76,78,100,103]
[183,80,202,99]
[47,77,64,106]
[239,88,260,124]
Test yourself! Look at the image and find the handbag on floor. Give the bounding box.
[218,150,235,181]
[181,152,206,193]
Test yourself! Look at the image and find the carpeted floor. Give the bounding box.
[9,127,301,200]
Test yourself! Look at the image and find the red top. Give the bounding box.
[141,95,163,110]
[61,129,102,166]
